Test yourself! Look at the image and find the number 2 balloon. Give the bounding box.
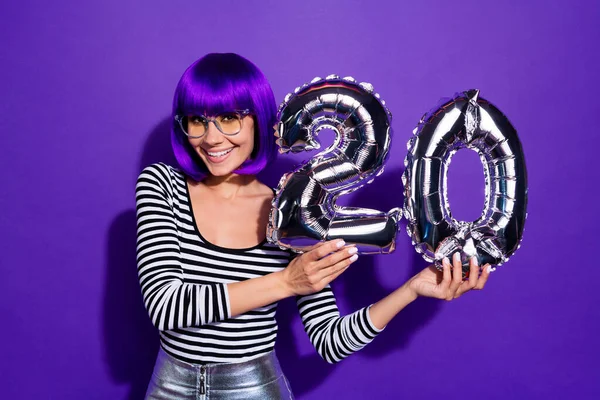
[267,75,401,254]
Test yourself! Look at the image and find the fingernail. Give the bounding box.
[453,252,460,262]
[486,265,493,273]
[337,240,346,248]
[443,257,450,266]
[473,257,479,266]
[350,254,358,262]
[348,247,358,255]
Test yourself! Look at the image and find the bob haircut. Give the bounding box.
[171,53,278,181]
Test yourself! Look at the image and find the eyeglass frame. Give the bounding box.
[174,109,252,139]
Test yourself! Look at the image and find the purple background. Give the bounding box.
[2,0,599,399]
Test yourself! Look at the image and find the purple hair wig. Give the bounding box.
[171,53,278,181]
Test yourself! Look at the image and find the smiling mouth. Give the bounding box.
[204,148,234,158]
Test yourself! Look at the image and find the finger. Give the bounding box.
[322,265,350,287]
[301,240,334,261]
[294,241,325,255]
[441,257,452,288]
[467,257,479,288]
[316,245,357,270]
[308,239,346,261]
[316,252,358,282]
[440,258,453,300]
[448,252,463,297]
[474,264,492,290]
[455,257,479,298]
[307,241,326,251]
[320,256,356,284]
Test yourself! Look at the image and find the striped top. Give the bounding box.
[135,163,383,364]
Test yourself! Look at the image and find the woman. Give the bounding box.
[135,53,491,399]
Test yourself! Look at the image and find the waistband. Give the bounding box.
[157,347,285,390]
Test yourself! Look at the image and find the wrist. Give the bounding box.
[400,280,419,302]
[273,270,295,299]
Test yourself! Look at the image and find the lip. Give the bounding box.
[202,147,234,164]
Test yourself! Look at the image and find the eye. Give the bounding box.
[188,115,206,125]
[219,112,239,122]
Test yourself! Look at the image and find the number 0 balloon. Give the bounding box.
[403,90,528,270]
[267,75,400,254]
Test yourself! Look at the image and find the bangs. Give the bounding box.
[176,60,255,116]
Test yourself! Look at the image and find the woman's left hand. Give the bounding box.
[404,252,492,301]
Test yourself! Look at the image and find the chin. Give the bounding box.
[207,167,237,177]
[203,158,244,177]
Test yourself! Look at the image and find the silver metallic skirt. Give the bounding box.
[145,347,294,399]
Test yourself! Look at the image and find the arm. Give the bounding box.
[368,254,493,329]
[136,164,234,330]
[136,164,356,331]
[297,254,492,363]
[297,287,382,364]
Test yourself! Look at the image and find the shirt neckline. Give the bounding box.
[184,176,269,254]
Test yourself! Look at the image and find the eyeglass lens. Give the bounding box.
[182,112,243,137]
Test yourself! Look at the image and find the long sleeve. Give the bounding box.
[297,286,384,364]
[135,163,231,331]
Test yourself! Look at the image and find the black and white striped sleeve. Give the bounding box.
[135,164,230,331]
[297,286,383,364]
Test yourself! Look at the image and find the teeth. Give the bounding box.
[207,148,233,157]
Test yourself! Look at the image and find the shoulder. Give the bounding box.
[138,162,185,182]
[254,180,276,197]
[136,163,185,193]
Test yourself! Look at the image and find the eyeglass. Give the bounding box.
[174,109,251,139]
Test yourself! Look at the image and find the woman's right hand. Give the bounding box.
[281,240,358,296]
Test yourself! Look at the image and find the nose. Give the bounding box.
[203,120,223,145]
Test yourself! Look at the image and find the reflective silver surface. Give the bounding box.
[403,90,528,272]
[268,75,400,254]
[145,348,293,399]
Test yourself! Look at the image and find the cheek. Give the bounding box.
[187,138,205,155]
[247,130,257,156]
[247,120,257,149]
[235,121,256,150]
[189,136,208,147]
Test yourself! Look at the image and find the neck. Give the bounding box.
[202,172,258,199]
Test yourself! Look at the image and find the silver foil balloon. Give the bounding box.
[267,75,401,254]
[403,90,528,272]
